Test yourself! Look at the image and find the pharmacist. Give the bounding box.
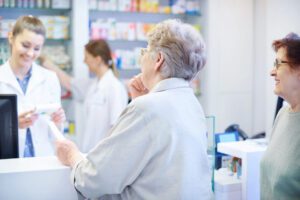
[0,16,65,157]
[42,39,128,152]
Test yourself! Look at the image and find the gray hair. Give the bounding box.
[147,19,206,81]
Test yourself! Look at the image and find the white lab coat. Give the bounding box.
[71,69,128,152]
[0,61,61,157]
[72,78,213,200]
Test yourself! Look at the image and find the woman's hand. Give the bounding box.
[51,107,66,128]
[18,110,38,129]
[129,74,149,99]
[55,139,84,167]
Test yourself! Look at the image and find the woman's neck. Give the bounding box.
[147,75,165,91]
[9,58,31,80]
[289,103,300,112]
[287,93,300,112]
[95,65,109,79]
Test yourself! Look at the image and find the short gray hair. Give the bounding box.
[147,19,206,81]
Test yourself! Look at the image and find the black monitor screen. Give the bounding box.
[0,94,19,159]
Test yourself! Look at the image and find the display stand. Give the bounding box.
[217,139,267,200]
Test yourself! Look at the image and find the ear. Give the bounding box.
[154,52,164,72]
[95,55,103,64]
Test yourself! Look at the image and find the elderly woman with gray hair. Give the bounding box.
[56,19,212,200]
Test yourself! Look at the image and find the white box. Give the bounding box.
[214,168,242,200]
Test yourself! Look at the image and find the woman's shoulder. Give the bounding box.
[129,93,161,114]
[33,63,58,80]
[0,61,10,72]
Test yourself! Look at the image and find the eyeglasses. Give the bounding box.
[273,59,292,70]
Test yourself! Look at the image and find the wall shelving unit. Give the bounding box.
[0,1,74,125]
[0,0,203,140]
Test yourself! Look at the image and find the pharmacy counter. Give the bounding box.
[217,139,267,200]
[0,156,77,200]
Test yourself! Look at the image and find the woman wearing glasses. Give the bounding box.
[55,19,212,199]
[260,33,300,199]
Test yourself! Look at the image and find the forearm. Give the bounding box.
[70,151,84,168]
[43,61,72,91]
[55,68,72,91]
[56,139,84,167]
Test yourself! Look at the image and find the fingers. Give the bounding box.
[128,74,149,99]
[18,114,37,129]
[19,109,35,118]
[19,107,66,129]
[55,139,82,167]
[18,109,39,129]
[130,74,147,92]
[51,107,66,124]
[132,75,146,91]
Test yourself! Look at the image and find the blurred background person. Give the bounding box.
[0,15,65,157]
[55,19,212,200]
[42,39,128,152]
[260,32,300,199]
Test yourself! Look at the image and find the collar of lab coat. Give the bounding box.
[150,78,190,93]
[96,69,114,88]
[0,60,47,95]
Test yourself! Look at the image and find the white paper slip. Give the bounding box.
[48,121,65,140]
[35,103,60,115]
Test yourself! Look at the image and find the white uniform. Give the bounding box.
[71,69,128,152]
[72,78,213,200]
[0,61,61,157]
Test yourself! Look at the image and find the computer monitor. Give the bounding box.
[0,94,19,159]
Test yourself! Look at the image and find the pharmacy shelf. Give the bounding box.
[0,37,70,42]
[0,7,71,17]
[89,9,201,75]
[89,10,200,23]
[108,40,147,50]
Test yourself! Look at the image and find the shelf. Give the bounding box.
[90,9,200,16]
[0,7,71,11]
[0,37,70,43]
[0,7,71,16]
[89,10,200,23]
[108,40,147,50]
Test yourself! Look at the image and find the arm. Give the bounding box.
[128,73,148,99]
[41,57,72,91]
[41,56,90,102]
[56,139,84,167]
[56,103,157,198]
[18,110,38,129]
[47,72,66,128]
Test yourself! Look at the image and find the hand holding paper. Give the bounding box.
[48,120,65,140]
[35,103,60,115]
